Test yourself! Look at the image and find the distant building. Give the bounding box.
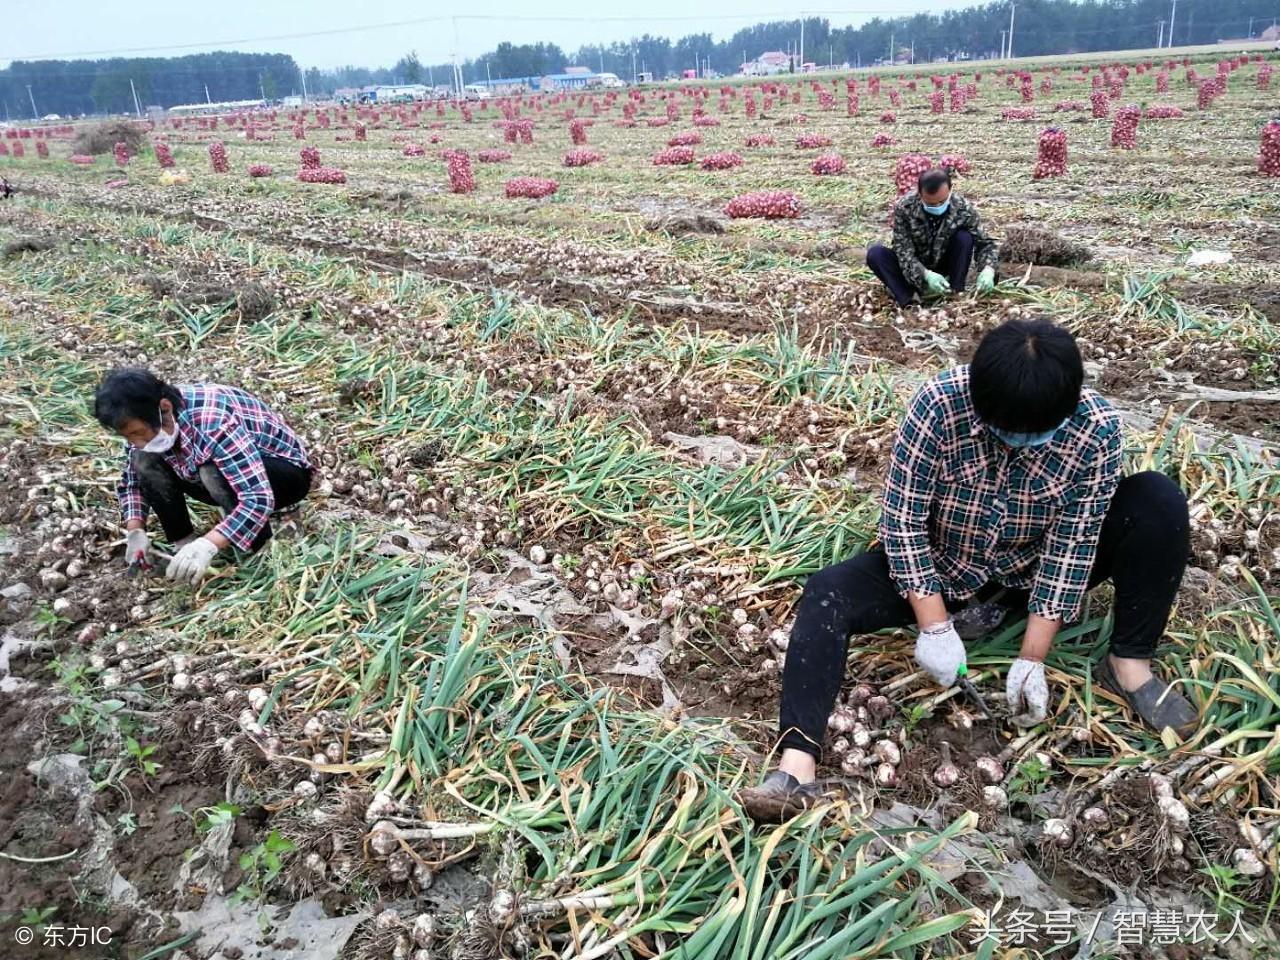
[539,72,603,91]
[741,51,791,76]
[372,84,429,103]
[1261,24,1279,41]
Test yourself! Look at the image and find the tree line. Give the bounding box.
[2,0,1275,118]
[0,52,301,119]
[354,0,1278,90]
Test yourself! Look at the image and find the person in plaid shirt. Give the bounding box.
[741,319,1197,822]
[94,368,313,585]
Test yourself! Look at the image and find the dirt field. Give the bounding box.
[0,47,1278,960]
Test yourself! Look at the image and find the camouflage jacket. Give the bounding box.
[891,193,999,290]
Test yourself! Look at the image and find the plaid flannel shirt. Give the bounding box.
[117,384,310,551]
[879,366,1122,623]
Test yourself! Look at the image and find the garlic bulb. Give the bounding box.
[1233,847,1267,878]
[974,756,1004,784]
[867,695,893,720]
[366,791,398,823]
[1156,796,1190,833]
[411,913,436,947]
[302,715,326,739]
[827,709,854,734]
[1148,773,1173,801]
[933,743,959,788]
[413,861,435,890]
[489,889,518,926]
[848,684,874,705]
[369,819,399,858]
[874,739,901,766]
[1080,807,1110,831]
[1043,818,1074,847]
[981,785,1008,810]
[303,851,327,878]
[387,849,413,883]
[875,762,898,787]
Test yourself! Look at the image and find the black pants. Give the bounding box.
[866,229,975,307]
[778,471,1189,758]
[134,452,312,553]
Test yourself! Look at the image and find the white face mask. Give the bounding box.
[141,406,178,453]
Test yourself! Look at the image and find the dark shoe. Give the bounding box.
[1093,657,1199,740]
[737,770,821,823]
[952,601,1015,640]
[271,502,305,540]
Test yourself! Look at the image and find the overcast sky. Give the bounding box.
[3,0,987,70]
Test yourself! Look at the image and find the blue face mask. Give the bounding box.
[922,198,950,216]
[989,420,1067,448]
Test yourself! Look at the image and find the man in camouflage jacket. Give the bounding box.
[867,167,999,307]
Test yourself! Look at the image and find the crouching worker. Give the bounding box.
[94,368,313,585]
[739,318,1198,822]
[866,167,999,307]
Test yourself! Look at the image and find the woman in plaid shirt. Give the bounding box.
[94,368,313,585]
[741,319,1198,822]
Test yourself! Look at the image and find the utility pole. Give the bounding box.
[632,46,637,84]
[301,68,309,103]
[910,39,915,64]
[129,78,142,117]
[1157,20,1165,47]
[452,16,464,99]
[486,61,492,85]
[204,83,211,104]
[26,84,37,119]
[1247,16,1252,38]
[1000,29,1007,59]
[599,49,604,75]
[799,17,805,70]
[1167,0,1177,47]
[1007,2,1016,60]
[889,31,894,64]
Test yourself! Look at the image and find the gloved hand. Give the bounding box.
[914,621,966,687]
[976,266,996,294]
[1006,658,1049,726]
[125,528,151,569]
[166,537,220,585]
[923,270,951,296]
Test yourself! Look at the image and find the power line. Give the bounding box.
[0,11,896,62]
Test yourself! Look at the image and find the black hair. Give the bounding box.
[969,319,1083,433]
[93,368,184,431]
[918,168,952,194]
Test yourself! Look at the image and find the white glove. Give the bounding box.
[125,528,151,569]
[1006,658,1049,726]
[166,537,220,585]
[914,621,966,687]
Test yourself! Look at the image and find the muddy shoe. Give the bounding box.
[737,770,822,823]
[1093,657,1199,740]
[952,601,1014,640]
[271,503,305,541]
